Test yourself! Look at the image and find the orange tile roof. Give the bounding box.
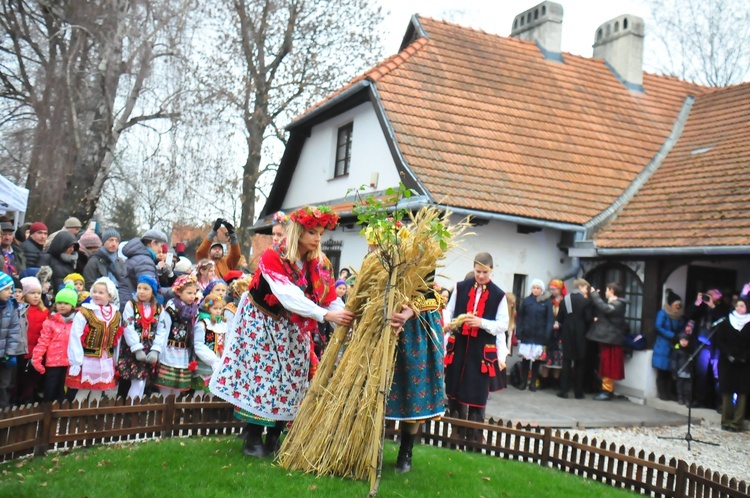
[369,17,707,225]
[594,82,750,248]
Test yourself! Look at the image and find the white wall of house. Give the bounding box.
[323,215,574,294]
[282,102,402,209]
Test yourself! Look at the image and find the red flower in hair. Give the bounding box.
[188,361,198,371]
[290,205,339,230]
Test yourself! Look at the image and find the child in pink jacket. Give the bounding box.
[32,283,78,403]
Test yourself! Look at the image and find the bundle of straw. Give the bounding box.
[279,208,465,486]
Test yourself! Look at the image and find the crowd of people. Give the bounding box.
[0,215,249,408]
[441,273,747,434]
[0,206,747,479]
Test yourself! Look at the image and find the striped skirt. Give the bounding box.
[154,365,192,391]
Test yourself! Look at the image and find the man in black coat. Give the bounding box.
[556,279,593,399]
[20,222,47,269]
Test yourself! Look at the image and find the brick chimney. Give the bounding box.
[593,14,645,91]
[510,1,564,60]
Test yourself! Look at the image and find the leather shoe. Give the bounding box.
[593,392,613,401]
[574,393,585,400]
[556,392,569,399]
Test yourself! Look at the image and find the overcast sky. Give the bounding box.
[377,0,651,60]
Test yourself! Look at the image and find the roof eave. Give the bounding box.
[286,80,372,131]
[571,245,750,257]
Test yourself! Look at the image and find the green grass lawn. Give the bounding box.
[1,436,635,497]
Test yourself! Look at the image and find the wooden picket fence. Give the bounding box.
[1,397,748,498]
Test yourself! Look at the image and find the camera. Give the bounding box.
[702,294,711,302]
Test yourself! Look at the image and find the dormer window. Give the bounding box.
[334,122,353,178]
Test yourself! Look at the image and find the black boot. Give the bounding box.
[264,424,283,455]
[517,360,529,390]
[529,363,539,392]
[243,424,271,458]
[395,430,415,473]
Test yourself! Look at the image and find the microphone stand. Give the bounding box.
[658,317,724,451]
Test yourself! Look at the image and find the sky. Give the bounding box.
[376,0,650,60]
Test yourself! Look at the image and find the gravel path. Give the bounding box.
[567,424,750,485]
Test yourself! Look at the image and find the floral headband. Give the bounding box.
[200,292,225,312]
[172,274,198,293]
[272,211,288,225]
[289,205,339,230]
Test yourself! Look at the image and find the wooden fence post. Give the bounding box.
[674,459,688,498]
[33,402,53,457]
[540,428,550,466]
[163,395,176,439]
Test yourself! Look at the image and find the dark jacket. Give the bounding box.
[671,344,692,379]
[118,238,157,310]
[653,308,686,371]
[686,301,730,342]
[38,231,79,294]
[83,247,126,289]
[714,315,750,395]
[557,290,593,361]
[516,292,554,346]
[20,238,44,269]
[587,292,628,346]
[0,298,21,356]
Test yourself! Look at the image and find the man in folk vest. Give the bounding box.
[444,252,509,431]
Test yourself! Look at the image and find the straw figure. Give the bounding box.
[279,205,466,495]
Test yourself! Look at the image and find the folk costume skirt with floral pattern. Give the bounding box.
[386,310,445,421]
[117,339,158,381]
[209,299,309,422]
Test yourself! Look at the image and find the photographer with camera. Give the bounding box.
[195,218,241,280]
[686,289,729,409]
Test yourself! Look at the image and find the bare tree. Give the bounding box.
[0,0,193,226]
[646,0,750,86]
[192,0,385,252]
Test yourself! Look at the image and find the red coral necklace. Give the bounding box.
[100,304,114,322]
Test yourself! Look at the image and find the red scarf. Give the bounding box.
[137,301,157,339]
[462,282,489,337]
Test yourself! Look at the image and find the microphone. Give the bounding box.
[711,317,727,328]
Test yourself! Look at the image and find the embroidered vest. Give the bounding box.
[413,289,444,312]
[202,319,226,357]
[166,306,190,349]
[248,275,284,318]
[80,307,122,357]
[453,278,505,325]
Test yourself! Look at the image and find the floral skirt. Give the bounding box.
[546,333,563,369]
[117,340,158,381]
[386,310,445,421]
[209,300,309,422]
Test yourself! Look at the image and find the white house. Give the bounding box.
[255,2,750,400]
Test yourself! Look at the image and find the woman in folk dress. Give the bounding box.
[210,206,353,458]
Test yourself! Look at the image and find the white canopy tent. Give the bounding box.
[0,174,29,227]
